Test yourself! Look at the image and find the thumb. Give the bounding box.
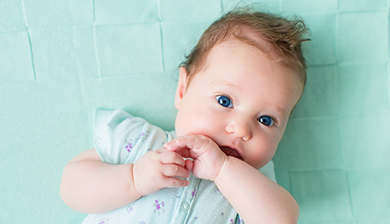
[184,159,193,172]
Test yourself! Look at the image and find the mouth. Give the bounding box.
[219,146,243,161]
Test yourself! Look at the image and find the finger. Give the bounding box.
[173,136,209,157]
[184,159,193,172]
[164,139,181,151]
[174,147,191,158]
[162,164,190,179]
[159,151,186,167]
[176,135,211,151]
[163,177,190,188]
[164,141,191,159]
[165,137,193,153]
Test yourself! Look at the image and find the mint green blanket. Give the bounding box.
[0,0,389,223]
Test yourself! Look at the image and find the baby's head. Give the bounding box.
[174,7,310,169]
[181,7,309,93]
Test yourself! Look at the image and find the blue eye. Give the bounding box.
[258,116,274,126]
[216,95,233,108]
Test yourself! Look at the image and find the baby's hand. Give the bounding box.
[132,148,190,196]
[164,135,227,181]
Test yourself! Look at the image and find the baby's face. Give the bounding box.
[174,39,303,169]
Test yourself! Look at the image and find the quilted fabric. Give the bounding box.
[0,0,389,223]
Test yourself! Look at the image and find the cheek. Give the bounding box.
[175,105,219,137]
[175,110,191,137]
[249,132,280,169]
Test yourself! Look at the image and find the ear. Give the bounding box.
[175,67,189,110]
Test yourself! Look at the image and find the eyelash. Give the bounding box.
[257,116,275,126]
[215,95,276,127]
[216,95,234,108]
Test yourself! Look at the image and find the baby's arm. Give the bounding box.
[215,157,299,224]
[165,135,299,224]
[60,148,189,214]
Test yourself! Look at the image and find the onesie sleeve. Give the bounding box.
[93,109,173,165]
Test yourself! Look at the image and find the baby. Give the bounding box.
[61,7,309,224]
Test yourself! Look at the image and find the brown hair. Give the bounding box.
[180,7,310,89]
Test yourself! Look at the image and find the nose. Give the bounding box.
[225,118,252,141]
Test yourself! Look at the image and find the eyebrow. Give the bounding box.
[273,106,288,120]
[263,104,289,123]
[211,80,241,89]
[212,80,289,120]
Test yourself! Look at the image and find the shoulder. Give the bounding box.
[93,109,175,164]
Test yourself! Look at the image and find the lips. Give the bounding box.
[219,146,243,160]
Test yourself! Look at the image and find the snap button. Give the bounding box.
[181,201,190,211]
